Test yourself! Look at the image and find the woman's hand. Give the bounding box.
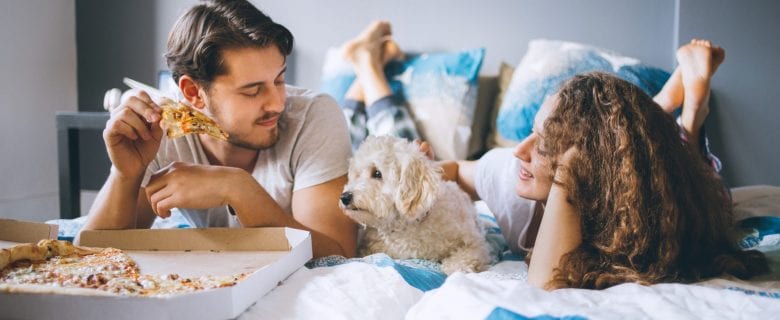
[554,147,580,182]
[414,139,435,160]
[415,139,459,182]
[528,146,583,290]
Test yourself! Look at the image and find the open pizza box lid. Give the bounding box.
[0,218,58,246]
[1,226,312,320]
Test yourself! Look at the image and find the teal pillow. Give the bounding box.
[321,47,485,160]
[738,216,780,250]
[497,39,671,143]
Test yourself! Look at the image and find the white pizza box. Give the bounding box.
[0,218,58,246]
[0,227,312,320]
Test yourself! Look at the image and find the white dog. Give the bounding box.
[340,136,491,274]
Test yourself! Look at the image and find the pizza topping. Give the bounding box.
[159,99,229,141]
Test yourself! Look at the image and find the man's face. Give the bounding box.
[513,95,557,201]
[202,46,287,150]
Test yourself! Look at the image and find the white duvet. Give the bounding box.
[50,187,780,319]
[238,186,780,319]
[239,256,779,320]
[408,273,779,319]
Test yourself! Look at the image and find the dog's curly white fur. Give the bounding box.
[340,136,491,274]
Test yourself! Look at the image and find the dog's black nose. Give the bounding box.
[340,192,353,206]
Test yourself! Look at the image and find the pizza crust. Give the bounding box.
[0,240,102,270]
[42,239,102,256]
[1,242,47,270]
[1,240,246,297]
[0,249,9,272]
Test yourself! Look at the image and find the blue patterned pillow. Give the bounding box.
[497,39,671,143]
[738,216,780,250]
[321,47,485,160]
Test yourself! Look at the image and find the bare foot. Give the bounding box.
[342,21,405,68]
[342,21,392,66]
[675,39,725,138]
[342,21,404,106]
[677,39,725,85]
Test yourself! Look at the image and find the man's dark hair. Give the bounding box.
[165,0,294,88]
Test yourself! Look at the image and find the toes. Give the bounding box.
[690,39,713,48]
[380,21,393,35]
[365,20,392,39]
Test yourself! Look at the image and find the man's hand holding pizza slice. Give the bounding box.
[104,90,165,180]
[104,90,228,181]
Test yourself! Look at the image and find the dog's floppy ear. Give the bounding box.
[394,151,440,223]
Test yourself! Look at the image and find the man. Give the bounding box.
[79,0,356,258]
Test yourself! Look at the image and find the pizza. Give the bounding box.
[0,240,245,297]
[159,99,229,141]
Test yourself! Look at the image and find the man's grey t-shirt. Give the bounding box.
[141,86,352,228]
[475,147,540,254]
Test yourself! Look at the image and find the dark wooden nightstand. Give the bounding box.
[56,111,110,219]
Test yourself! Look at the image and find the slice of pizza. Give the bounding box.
[0,240,138,290]
[1,240,247,297]
[159,99,229,141]
[0,239,103,270]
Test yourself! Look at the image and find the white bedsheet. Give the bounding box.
[239,256,778,320]
[48,188,780,319]
[240,260,423,319]
[408,273,779,319]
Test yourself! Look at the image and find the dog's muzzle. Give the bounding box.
[340,192,353,206]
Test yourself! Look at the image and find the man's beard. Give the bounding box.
[209,100,282,151]
[227,126,280,150]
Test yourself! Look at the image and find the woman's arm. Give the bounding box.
[526,182,581,289]
[527,150,582,290]
[438,160,479,200]
[416,140,479,200]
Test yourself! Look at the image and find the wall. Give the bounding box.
[678,0,780,187]
[71,0,779,209]
[254,0,780,187]
[73,0,197,218]
[75,0,677,189]
[256,0,676,89]
[0,0,78,221]
[76,0,163,191]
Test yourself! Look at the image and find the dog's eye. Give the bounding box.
[371,169,382,179]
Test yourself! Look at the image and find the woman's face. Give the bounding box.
[513,95,557,201]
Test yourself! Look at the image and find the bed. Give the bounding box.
[50,39,779,319]
[238,186,780,319]
[48,186,780,319]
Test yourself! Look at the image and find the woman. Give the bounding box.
[440,40,768,289]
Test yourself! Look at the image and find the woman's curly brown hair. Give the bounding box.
[540,72,768,289]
